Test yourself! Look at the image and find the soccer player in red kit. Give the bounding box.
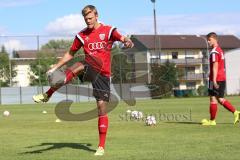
[33,5,134,155]
[201,32,240,125]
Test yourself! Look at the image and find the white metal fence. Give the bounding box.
[0,84,151,105]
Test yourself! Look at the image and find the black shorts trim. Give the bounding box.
[78,63,110,102]
[208,81,225,98]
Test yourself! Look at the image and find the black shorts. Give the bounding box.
[78,64,110,102]
[208,81,225,98]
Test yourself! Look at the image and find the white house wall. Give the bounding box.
[225,49,240,95]
[13,60,32,87]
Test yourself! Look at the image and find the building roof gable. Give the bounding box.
[132,35,240,49]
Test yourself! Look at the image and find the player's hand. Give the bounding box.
[123,37,134,48]
[213,82,219,89]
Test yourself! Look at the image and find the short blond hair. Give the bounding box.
[82,5,98,16]
[206,32,218,40]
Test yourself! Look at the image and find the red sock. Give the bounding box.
[98,115,108,148]
[64,69,76,84]
[46,87,56,98]
[210,102,217,120]
[221,99,236,113]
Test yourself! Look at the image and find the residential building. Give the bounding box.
[12,49,66,86]
[11,35,240,93]
[127,35,240,90]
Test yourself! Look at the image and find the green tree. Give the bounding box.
[41,39,73,50]
[149,60,179,98]
[0,46,17,87]
[41,39,84,63]
[111,46,133,83]
[197,85,208,96]
[29,39,85,86]
[29,51,58,86]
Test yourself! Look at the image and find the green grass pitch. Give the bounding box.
[0,96,240,160]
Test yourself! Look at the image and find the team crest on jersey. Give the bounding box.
[85,36,89,41]
[99,34,105,40]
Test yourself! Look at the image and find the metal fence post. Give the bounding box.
[239,78,240,95]
[88,84,90,102]
[0,85,1,105]
[41,85,44,94]
[130,83,132,100]
[78,85,81,103]
[20,86,22,104]
[119,54,123,99]
[66,85,68,100]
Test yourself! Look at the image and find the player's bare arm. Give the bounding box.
[47,50,76,74]
[212,61,219,89]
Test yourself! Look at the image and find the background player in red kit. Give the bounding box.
[201,32,239,125]
[33,5,134,155]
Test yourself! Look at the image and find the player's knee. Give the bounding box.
[97,101,107,110]
[218,98,225,105]
[210,96,217,103]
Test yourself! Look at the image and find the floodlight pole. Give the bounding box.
[152,0,157,36]
[36,35,43,93]
[196,35,209,86]
[151,0,160,63]
[9,55,12,86]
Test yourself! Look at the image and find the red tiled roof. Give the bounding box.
[14,35,240,58]
[15,49,67,58]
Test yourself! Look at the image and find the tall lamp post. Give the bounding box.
[149,0,159,83]
[151,0,157,36]
[196,35,209,86]
[151,0,160,63]
[9,56,12,86]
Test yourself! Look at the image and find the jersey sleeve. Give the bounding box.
[109,28,123,42]
[210,52,220,63]
[70,35,83,52]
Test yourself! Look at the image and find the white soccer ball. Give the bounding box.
[145,115,157,126]
[3,110,10,117]
[131,110,143,120]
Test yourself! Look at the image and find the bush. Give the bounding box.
[197,85,208,96]
[174,89,197,97]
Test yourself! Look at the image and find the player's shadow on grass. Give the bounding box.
[20,142,96,154]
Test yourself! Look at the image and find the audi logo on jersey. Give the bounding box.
[88,41,107,51]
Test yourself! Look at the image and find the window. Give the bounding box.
[203,65,208,72]
[150,58,159,64]
[186,82,196,89]
[185,67,195,74]
[186,51,195,59]
[172,52,178,59]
